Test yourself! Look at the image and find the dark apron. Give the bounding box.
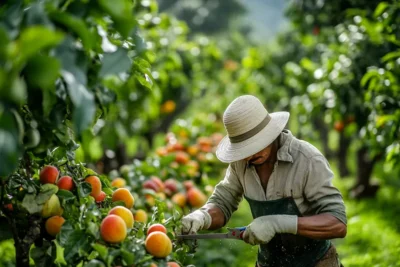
[244,195,330,267]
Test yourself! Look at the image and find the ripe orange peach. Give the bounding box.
[134,209,148,223]
[145,194,155,207]
[150,263,158,267]
[4,203,13,211]
[40,166,59,184]
[147,223,167,235]
[111,178,126,188]
[45,215,65,237]
[186,145,199,156]
[112,188,134,209]
[57,176,74,191]
[145,231,172,258]
[100,214,127,243]
[95,191,107,202]
[175,151,189,164]
[156,147,169,157]
[85,175,102,198]
[167,262,180,267]
[187,187,207,208]
[160,100,176,114]
[171,193,186,208]
[108,206,134,228]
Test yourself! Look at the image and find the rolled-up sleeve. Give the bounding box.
[304,155,347,225]
[207,164,244,223]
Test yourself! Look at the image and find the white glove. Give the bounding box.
[243,215,298,245]
[181,209,212,234]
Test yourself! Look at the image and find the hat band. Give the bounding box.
[229,114,271,143]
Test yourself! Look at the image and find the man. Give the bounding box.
[181,95,347,267]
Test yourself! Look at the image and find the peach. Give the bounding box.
[111,178,126,188]
[147,223,167,235]
[112,188,134,209]
[150,263,158,267]
[100,214,127,243]
[151,176,164,192]
[186,145,199,156]
[143,180,160,192]
[164,179,178,195]
[134,209,148,223]
[40,166,59,184]
[171,193,186,208]
[187,187,207,208]
[108,206,134,228]
[197,136,212,146]
[145,194,155,207]
[156,147,169,157]
[45,215,65,237]
[145,231,172,258]
[57,176,74,191]
[95,191,107,202]
[4,203,13,211]
[167,262,180,267]
[183,180,195,191]
[85,175,102,198]
[42,194,63,218]
[175,151,189,164]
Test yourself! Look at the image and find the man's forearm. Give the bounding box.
[201,203,226,230]
[297,213,347,239]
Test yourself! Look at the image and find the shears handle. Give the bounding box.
[227,226,247,239]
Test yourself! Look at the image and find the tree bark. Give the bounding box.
[9,214,41,267]
[337,130,351,177]
[311,117,335,160]
[350,146,381,199]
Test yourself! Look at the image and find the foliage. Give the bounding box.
[0,0,153,177]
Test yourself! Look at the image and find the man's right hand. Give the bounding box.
[181,209,212,234]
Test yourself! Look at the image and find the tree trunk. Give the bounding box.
[311,117,335,160]
[350,146,381,199]
[337,130,351,177]
[9,215,41,267]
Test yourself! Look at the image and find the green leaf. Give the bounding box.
[373,2,389,17]
[36,184,59,205]
[13,26,64,67]
[0,129,20,177]
[24,54,61,90]
[54,240,67,266]
[50,12,94,50]
[77,182,92,198]
[63,229,92,261]
[92,243,108,261]
[62,71,96,134]
[84,259,106,267]
[98,0,136,38]
[361,68,380,88]
[21,194,42,214]
[99,48,132,77]
[381,50,400,63]
[57,189,76,202]
[135,72,153,89]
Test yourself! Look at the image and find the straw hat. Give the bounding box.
[216,95,289,163]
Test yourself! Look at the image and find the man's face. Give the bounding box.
[244,143,274,165]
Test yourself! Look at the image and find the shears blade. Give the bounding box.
[176,227,246,240]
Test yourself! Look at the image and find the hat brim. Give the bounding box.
[216,112,290,163]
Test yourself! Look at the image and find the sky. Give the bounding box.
[240,0,289,41]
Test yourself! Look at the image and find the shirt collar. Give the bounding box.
[277,129,294,163]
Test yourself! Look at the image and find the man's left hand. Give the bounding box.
[243,215,298,245]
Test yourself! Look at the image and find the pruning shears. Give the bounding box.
[176,227,246,240]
